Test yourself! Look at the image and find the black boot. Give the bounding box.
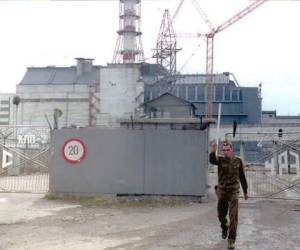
[222,225,228,239]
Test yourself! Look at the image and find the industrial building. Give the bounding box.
[1,0,266,128]
[16,58,100,128]
[142,68,262,124]
[10,60,262,128]
[14,59,144,128]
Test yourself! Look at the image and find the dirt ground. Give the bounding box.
[1,186,300,250]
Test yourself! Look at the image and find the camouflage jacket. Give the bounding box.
[209,152,248,194]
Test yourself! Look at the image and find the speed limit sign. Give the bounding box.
[62,138,86,164]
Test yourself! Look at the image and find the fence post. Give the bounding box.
[297,152,300,177]
[273,141,279,175]
[239,141,245,162]
[287,148,291,175]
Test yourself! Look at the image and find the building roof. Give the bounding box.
[140,63,169,76]
[174,74,232,85]
[262,110,277,114]
[262,110,300,119]
[143,92,196,109]
[276,115,300,119]
[19,66,101,85]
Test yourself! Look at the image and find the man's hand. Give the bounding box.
[244,192,248,200]
[211,141,217,153]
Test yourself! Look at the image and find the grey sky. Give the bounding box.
[0,0,299,115]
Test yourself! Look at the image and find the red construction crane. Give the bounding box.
[176,0,267,120]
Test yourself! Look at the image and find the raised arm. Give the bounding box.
[209,141,220,165]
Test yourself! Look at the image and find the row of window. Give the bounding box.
[21,98,89,103]
[147,85,242,102]
[175,75,229,84]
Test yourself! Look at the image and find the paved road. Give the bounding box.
[0,191,300,250]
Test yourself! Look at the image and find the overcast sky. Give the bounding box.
[0,0,299,115]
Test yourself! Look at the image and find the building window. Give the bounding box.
[188,86,195,101]
[290,155,296,164]
[232,90,239,101]
[239,90,243,101]
[179,85,186,99]
[215,85,223,101]
[225,87,230,101]
[196,85,205,101]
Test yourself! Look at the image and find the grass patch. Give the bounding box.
[45,193,201,207]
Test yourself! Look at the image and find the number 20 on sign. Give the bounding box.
[62,138,86,164]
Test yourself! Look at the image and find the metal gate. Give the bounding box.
[0,126,50,193]
[226,132,300,201]
[245,168,300,200]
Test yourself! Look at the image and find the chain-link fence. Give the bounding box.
[0,125,50,193]
[224,132,300,200]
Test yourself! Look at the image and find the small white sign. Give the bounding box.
[2,149,13,169]
[18,135,36,144]
[62,138,86,164]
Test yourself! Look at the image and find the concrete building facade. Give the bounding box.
[13,60,263,128]
[98,63,143,127]
[15,59,145,128]
[143,72,262,124]
[16,58,100,128]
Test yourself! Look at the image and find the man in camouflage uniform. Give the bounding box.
[209,140,248,250]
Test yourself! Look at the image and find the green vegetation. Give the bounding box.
[45,193,200,207]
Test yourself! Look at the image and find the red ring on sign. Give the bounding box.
[62,138,87,164]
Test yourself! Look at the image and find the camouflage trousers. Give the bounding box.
[216,188,239,242]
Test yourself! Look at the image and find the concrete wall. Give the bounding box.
[16,86,91,127]
[17,84,91,94]
[18,95,89,127]
[49,128,208,196]
[0,94,14,125]
[98,64,143,127]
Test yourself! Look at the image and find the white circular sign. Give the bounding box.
[62,138,86,164]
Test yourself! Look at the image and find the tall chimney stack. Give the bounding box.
[112,0,144,64]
